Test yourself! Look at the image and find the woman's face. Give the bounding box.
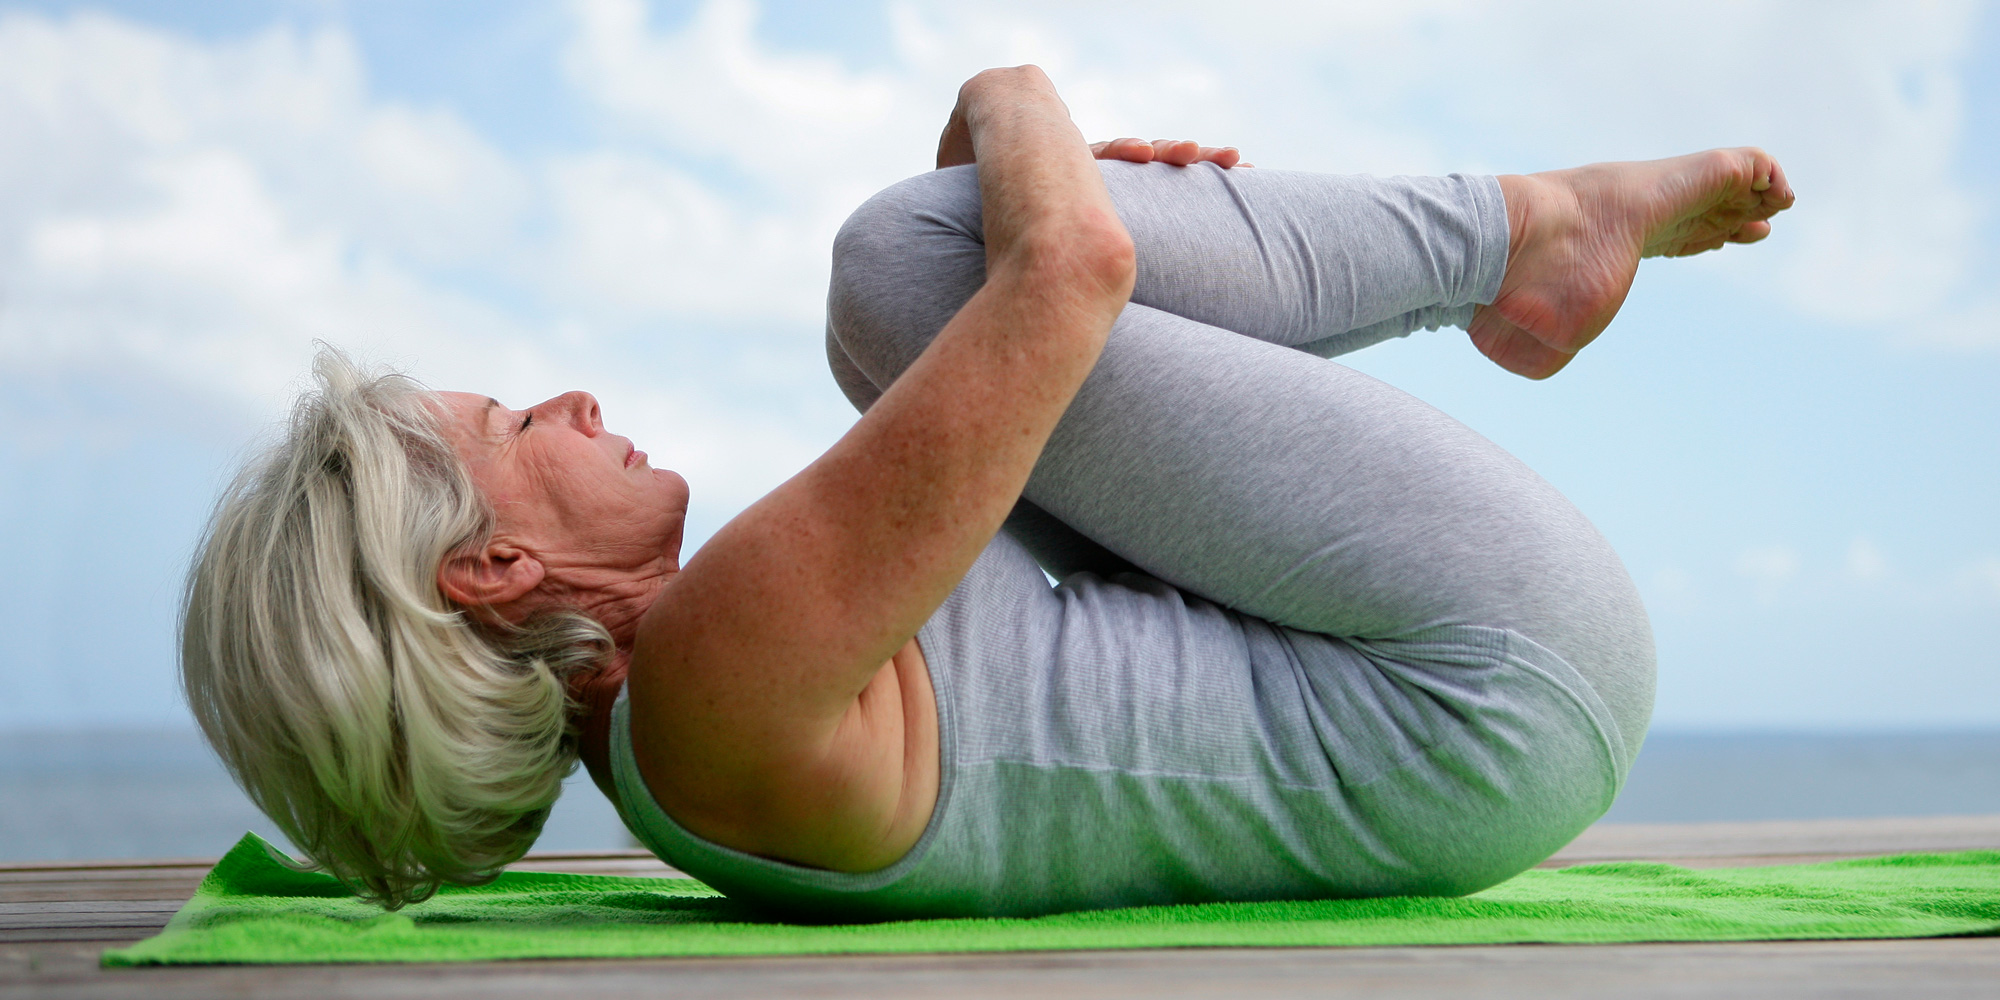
[437,389,690,581]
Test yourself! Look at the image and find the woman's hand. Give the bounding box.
[1090,137,1246,169]
[941,110,1248,170]
[935,94,976,168]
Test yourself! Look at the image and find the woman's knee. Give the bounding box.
[827,167,989,387]
[1487,545,1656,770]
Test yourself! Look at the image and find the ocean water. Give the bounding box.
[2,729,1997,861]
[0,729,626,861]
[1599,730,2000,822]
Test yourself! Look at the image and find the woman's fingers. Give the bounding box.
[1151,138,1200,165]
[1090,137,1157,163]
[1199,146,1242,169]
[936,99,976,168]
[1092,138,1244,168]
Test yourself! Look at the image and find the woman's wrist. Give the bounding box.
[940,75,1248,175]
[931,67,1135,312]
[937,67,1066,168]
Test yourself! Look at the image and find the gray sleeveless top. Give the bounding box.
[609,533,1623,920]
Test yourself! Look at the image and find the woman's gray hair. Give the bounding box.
[182,348,611,908]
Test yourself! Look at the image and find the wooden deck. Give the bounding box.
[4,816,1997,999]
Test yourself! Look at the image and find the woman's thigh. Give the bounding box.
[1026,303,1653,756]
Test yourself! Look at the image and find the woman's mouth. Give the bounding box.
[625,446,646,469]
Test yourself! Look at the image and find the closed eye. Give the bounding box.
[520,413,533,432]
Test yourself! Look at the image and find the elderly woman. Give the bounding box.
[183,68,1791,916]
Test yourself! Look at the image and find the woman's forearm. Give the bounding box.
[749,66,1133,664]
[798,67,1132,649]
[630,68,1133,852]
[955,68,1136,295]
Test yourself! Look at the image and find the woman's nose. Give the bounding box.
[539,391,602,434]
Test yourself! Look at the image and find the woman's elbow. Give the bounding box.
[1009,209,1136,305]
[1079,210,1138,299]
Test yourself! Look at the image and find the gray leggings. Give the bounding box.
[609,161,1660,918]
[826,161,1654,756]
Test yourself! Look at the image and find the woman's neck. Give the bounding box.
[570,649,631,803]
[563,567,673,804]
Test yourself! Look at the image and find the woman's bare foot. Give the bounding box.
[1469,148,1796,379]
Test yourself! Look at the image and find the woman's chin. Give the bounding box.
[652,466,690,499]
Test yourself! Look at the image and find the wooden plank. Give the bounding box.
[506,857,684,877]
[12,813,1986,883]
[4,939,1999,1000]
[0,854,679,879]
[0,859,216,874]
[507,849,657,862]
[0,850,684,944]
[0,867,210,883]
[0,926,173,945]
[0,925,171,943]
[1548,814,2000,866]
[2,816,1997,997]
[0,901,180,942]
[0,902,182,929]
[0,883,204,905]
[0,868,207,905]
[0,902,183,917]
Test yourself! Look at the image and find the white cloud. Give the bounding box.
[547,0,1264,325]
[1636,538,2000,615]
[0,13,534,401]
[15,146,498,395]
[0,8,849,524]
[1734,544,1801,597]
[566,0,920,190]
[1844,536,1890,581]
[853,0,1993,348]
[1641,565,1700,616]
[0,0,1990,520]
[0,0,1993,732]
[547,0,929,327]
[1965,557,2000,602]
[541,150,832,323]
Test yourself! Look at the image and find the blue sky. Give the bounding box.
[0,0,1995,732]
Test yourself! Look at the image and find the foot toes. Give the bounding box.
[1728,219,1772,244]
[1749,149,1796,209]
[1647,147,1794,256]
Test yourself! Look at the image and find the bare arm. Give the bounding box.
[626,67,1135,870]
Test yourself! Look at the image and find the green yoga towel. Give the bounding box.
[103,833,2000,966]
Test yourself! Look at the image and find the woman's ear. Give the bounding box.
[438,542,546,610]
